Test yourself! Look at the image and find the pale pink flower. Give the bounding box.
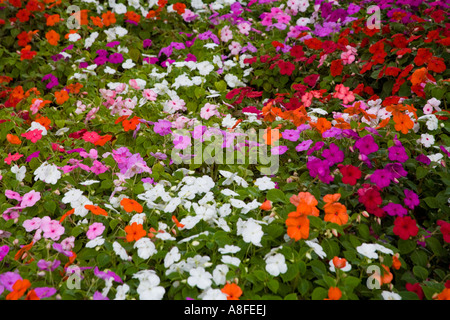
[20,190,41,208]
[143,89,157,101]
[200,103,220,120]
[23,217,42,232]
[229,41,242,55]
[87,222,105,240]
[220,25,233,42]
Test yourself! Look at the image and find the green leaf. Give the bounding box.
[214,80,227,92]
[266,189,286,203]
[357,224,371,240]
[425,237,446,257]
[413,266,429,281]
[284,293,298,300]
[44,201,56,214]
[398,239,416,254]
[423,197,439,209]
[311,287,328,300]
[97,253,111,268]
[268,279,279,294]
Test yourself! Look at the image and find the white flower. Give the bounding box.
[221,189,239,197]
[122,59,135,69]
[129,213,146,225]
[28,121,47,135]
[135,275,165,300]
[420,133,435,148]
[265,253,288,276]
[34,161,61,185]
[112,3,127,14]
[199,288,228,300]
[68,33,81,42]
[212,264,229,285]
[254,176,276,191]
[85,236,105,248]
[114,26,128,38]
[373,243,394,255]
[218,204,232,217]
[164,197,181,213]
[237,218,264,246]
[221,255,241,267]
[224,73,244,88]
[79,180,100,186]
[55,127,70,136]
[381,291,402,300]
[218,245,241,255]
[11,165,26,182]
[305,239,327,259]
[104,66,117,74]
[84,31,99,48]
[196,61,214,76]
[113,241,131,261]
[164,247,181,268]
[356,243,379,259]
[134,237,157,259]
[114,284,130,300]
[187,267,213,289]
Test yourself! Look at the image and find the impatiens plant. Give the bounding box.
[0,0,449,302]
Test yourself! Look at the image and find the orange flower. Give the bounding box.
[59,208,75,223]
[286,215,310,241]
[122,116,141,132]
[323,193,348,226]
[6,279,32,300]
[172,215,185,228]
[221,283,243,300]
[35,115,51,130]
[392,254,401,270]
[289,192,319,217]
[7,134,21,145]
[102,11,116,26]
[262,102,282,122]
[94,134,113,146]
[436,288,450,300]
[45,29,60,46]
[125,222,147,242]
[410,67,428,85]
[55,90,69,105]
[372,265,393,286]
[84,204,108,216]
[376,117,390,130]
[260,200,272,211]
[263,127,281,145]
[90,16,104,28]
[173,2,186,14]
[393,113,414,134]
[324,287,342,300]
[14,241,34,261]
[46,14,60,26]
[66,83,83,94]
[25,290,40,300]
[120,198,143,213]
[311,117,332,134]
[332,256,348,269]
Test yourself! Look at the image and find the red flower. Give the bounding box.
[290,45,304,59]
[277,60,295,76]
[427,57,446,73]
[16,9,31,22]
[393,216,419,240]
[437,220,450,243]
[413,48,433,66]
[338,164,361,186]
[304,38,322,50]
[405,283,424,300]
[330,59,343,77]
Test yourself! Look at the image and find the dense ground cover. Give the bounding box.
[0,0,449,300]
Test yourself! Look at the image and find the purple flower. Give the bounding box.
[388,145,408,163]
[307,156,334,184]
[94,266,122,283]
[37,259,61,271]
[307,141,324,155]
[96,49,108,57]
[354,134,379,155]
[271,145,288,155]
[0,271,22,291]
[185,53,197,62]
[93,291,109,300]
[295,139,313,152]
[322,127,343,139]
[94,56,108,65]
[322,143,344,166]
[153,119,172,136]
[0,245,9,262]
[90,160,109,175]
[143,39,152,48]
[404,189,420,210]
[34,287,57,299]
[416,154,431,165]
[106,41,120,48]
[370,169,392,188]
[440,145,450,157]
[282,129,300,142]
[385,163,407,180]
[383,203,408,217]
[108,53,124,64]
[53,243,74,257]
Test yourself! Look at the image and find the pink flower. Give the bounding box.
[4,153,23,165]
[5,190,22,202]
[21,129,43,143]
[220,25,233,42]
[200,103,220,120]
[229,41,242,55]
[82,131,100,144]
[143,89,157,101]
[41,217,65,241]
[23,217,42,232]
[20,190,41,208]
[341,51,355,65]
[80,149,98,159]
[173,134,191,150]
[86,222,105,240]
[423,104,433,115]
[333,84,355,104]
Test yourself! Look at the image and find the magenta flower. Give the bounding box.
[388,145,408,163]
[90,160,109,175]
[322,143,344,166]
[20,190,41,208]
[282,129,300,142]
[271,145,288,155]
[0,245,9,262]
[37,259,61,271]
[354,134,379,155]
[370,169,392,188]
[383,203,408,217]
[87,222,105,240]
[307,156,334,184]
[153,119,172,136]
[295,139,313,152]
[108,53,124,64]
[404,189,420,210]
[173,135,191,150]
[34,287,57,299]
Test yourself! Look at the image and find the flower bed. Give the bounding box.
[0,0,449,300]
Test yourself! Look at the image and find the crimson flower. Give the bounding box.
[338,164,361,186]
[393,216,419,240]
[277,60,295,76]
